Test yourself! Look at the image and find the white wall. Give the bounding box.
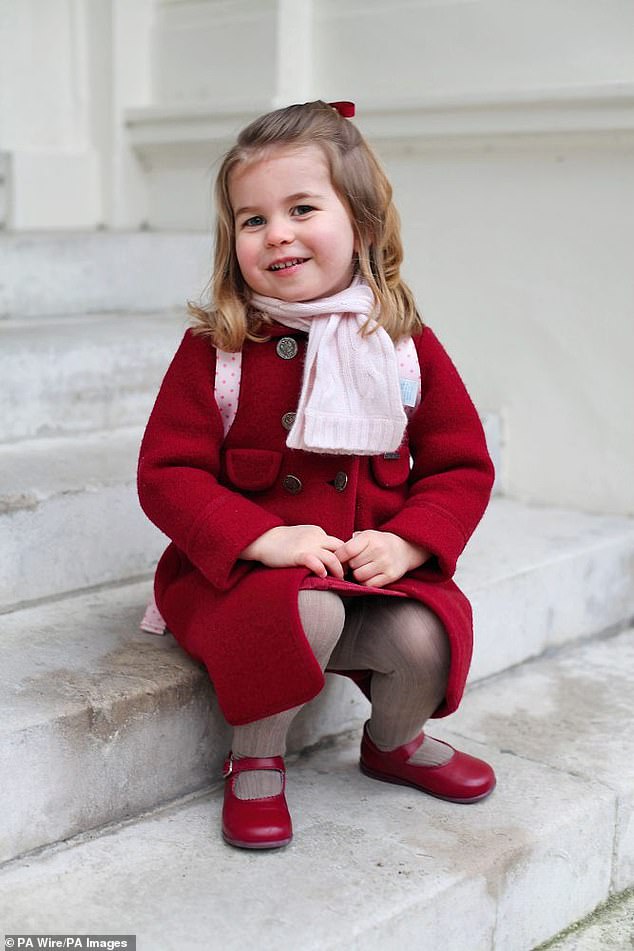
[152,0,278,105]
[313,0,634,100]
[0,0,100,227]
[383,137,634,515]
[0,0,154,228]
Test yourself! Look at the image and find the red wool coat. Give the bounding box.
[137,323,494,726]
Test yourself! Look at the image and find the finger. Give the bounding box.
[301,553,329,578]
[322,534,346,551]
[320,549,345,579]
[352,562,383,584]
[335,534,369,563]
[360,572,392,588]
[347,550,377,571]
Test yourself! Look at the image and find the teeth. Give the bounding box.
[270,259,303,271]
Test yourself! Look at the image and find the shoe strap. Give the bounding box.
[222,753,286,779]
[364,721,426,762]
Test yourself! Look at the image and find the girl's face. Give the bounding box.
[229,145,357,302]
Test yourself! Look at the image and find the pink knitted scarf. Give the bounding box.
[251,279,407,455]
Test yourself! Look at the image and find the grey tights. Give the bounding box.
[232,590,451,799]
[329,595,452,767]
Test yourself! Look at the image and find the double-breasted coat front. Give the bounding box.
[137,322,494,726]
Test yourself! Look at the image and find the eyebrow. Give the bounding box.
[233,192,324,218]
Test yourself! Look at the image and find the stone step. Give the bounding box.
[0,427,163,610]
[444,627,634,896]
[0,499,633,862]
[1,627,632,950]
[0,311,185,444]
[462,499,634,681]
[0,232,211,318]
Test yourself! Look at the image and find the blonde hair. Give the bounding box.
[190,100,422,349]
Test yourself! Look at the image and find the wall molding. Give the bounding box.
[125,101,272,166]
[126,82,634,164]
[360,83,634,146]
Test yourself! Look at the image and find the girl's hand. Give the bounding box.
[335,531,431,588]
[240,525,346,579]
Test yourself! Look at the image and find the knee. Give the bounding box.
[297,590,346,667]
[380,602,451,683]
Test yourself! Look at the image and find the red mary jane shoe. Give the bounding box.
[222,754,293,850]
[360,722,495,804]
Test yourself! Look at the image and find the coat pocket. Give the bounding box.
[224,448,283,491]
[370,450,411,488]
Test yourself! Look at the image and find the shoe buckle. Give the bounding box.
[222,756,233,778]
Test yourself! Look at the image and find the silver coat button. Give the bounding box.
[281,412,297,431]
[276,337,299,360]
[282,474,302,494]
[333,471,348,492]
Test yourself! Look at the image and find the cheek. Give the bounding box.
[337,218,357,260]
[336,230,357,268]
[234,235,255,273]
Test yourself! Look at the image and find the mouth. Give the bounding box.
[267,257,308,272]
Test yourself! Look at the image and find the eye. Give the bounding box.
[291,205,315,217]
[242,215,265,228]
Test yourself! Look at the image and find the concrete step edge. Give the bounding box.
[0,232,211,317]
[0,427,163,609]
[0,312,187,443]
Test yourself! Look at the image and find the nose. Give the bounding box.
[265,215,294,247]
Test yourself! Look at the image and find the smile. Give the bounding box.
[268,258,308,271]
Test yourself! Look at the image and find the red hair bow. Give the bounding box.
[328,101,355,118]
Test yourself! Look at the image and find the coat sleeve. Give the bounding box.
[137,330,284,589]
[378,326,494,580]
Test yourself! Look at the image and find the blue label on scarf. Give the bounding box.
[400,378,418,407]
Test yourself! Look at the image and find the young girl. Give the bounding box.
[138,99,496,851]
